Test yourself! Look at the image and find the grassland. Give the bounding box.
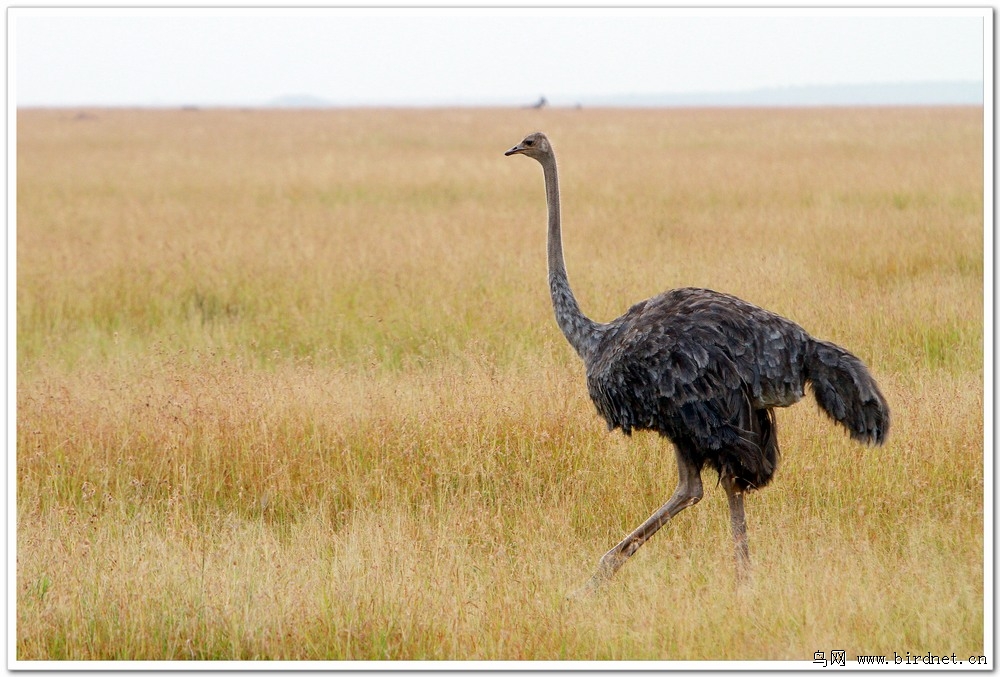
[16,106,984,662]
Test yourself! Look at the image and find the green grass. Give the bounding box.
[16,106,985,662]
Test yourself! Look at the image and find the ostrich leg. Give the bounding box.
[573,448,703,595]
[722,475,751,584]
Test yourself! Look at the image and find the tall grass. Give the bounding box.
[16,107,984,661]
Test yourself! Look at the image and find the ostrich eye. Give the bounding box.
[523,138,534,146]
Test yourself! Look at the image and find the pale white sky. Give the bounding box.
[11,8,988,107]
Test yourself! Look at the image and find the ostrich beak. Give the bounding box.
[504,144,523,156]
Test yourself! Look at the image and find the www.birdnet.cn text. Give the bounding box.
[812,650,988,667]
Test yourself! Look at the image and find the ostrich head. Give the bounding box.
[505,132,552,160]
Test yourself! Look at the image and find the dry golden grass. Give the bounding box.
[16,106,984,662]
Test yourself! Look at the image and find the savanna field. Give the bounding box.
[16,107,985,661]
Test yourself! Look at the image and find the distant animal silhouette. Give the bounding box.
[505,131,889,592]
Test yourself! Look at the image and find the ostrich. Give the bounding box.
[504,132,889,591]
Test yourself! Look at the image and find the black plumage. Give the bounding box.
[587,286,887,491]
[506,132,890,591]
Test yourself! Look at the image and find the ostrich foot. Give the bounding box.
[567,574,604,600]
[566,556,618,599]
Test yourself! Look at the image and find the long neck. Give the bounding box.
[539,152,602,362]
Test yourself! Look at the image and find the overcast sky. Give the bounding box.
[11,8,988,107]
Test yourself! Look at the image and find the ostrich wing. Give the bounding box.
[585,288,809,440]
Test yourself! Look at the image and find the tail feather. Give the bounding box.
[805,339,890,445]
